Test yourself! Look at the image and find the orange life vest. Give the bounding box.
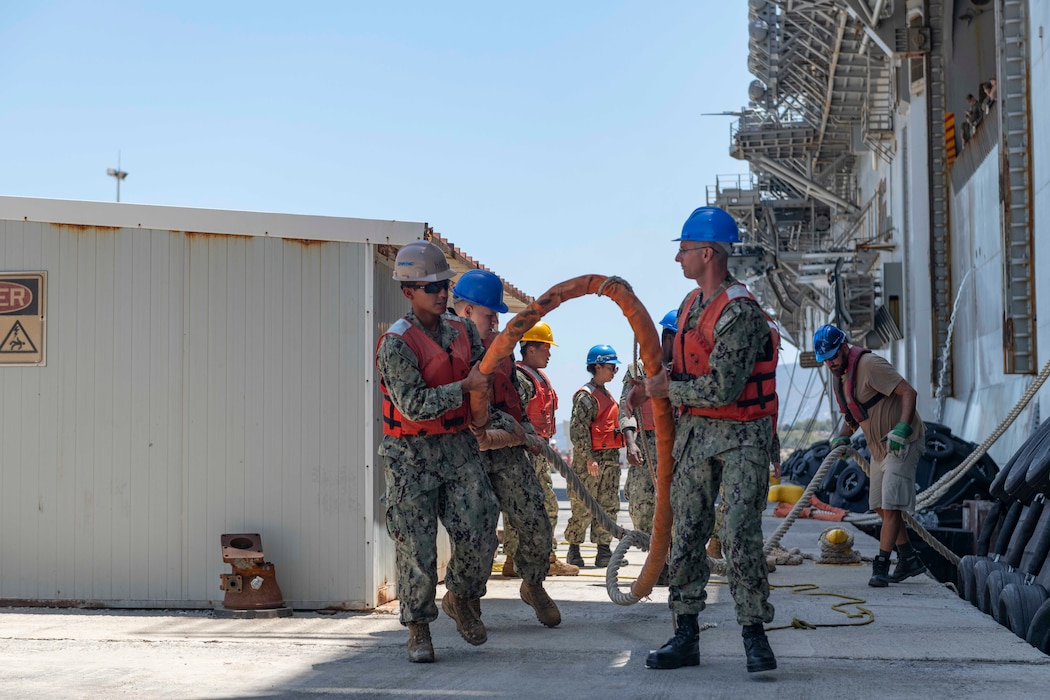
[517,363,558,439]
[376,315,472,437]
[489,348,524,422]
[671,284,779,422]
[577,382,624,450]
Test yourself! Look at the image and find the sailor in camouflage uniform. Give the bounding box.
[452,270,562,628]
[375,241,499,663]
[619,310,678,537]
[508,321,580,576]
[565,344,625,569]
[636,207,780,673]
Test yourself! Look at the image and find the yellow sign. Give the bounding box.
[0,272,46,366]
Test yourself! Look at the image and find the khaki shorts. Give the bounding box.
[869,440,919,511]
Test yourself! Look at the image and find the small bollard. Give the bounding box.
[217,533,292,617]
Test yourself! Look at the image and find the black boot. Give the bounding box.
[888,552,927,582]
[594,543,612,568]
[869,554,891,587]
[742,623,776,673]
[566,544,584,568]
[645,613,700,669]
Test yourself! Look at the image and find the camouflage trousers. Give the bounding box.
[383,457,499,626]
[505,450,560,555]
[565,450,620,546]
[486,446,554,585]
[624,429,657,534]
[667,445,774,626]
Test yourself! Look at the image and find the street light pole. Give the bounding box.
[106,152,128,202]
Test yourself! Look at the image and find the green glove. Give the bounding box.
[830,436,851,448]
[886,421,913,455]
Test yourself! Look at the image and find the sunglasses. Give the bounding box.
[405,279,450,294]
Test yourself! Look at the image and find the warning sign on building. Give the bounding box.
[0,272,46,366]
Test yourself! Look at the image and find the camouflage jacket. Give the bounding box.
[376,311,486,500]
[569,381,620,467]
[669,277,780,464]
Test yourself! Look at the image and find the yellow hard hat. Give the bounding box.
[521,321,558,346]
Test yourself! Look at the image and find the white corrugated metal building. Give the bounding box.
[0,196,530,610]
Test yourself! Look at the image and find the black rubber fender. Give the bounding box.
[1025,597,1050,652]
[956,555,979,601]
[992,422,1050,499]
[987,569,1026,623]
[973,558,1008,612]
[835,463,868,501]
[1025,441,1050,493]
[995,423,1050,501]
[924,432,955,460]
[1005,438,1044,504]
[810,441,831,460]
[818,459,848,494]
[998,583,1049,638]
[923,421,954,436]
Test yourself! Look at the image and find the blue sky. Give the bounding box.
[1,1,811,438]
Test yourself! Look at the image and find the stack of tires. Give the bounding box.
[781,422,998,525]
[955,420,1050,655]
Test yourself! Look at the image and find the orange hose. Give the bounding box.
[468,274,674,599]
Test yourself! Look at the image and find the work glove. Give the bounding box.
[830,436,851,449]
[886,421,913,457]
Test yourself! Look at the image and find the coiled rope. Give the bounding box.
[816,527,862,565]
[764,444,853,555]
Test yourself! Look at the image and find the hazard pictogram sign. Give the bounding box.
[0,272,46,366]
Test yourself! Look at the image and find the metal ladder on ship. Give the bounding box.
[998,0,1036,375]
[927,0,954,394]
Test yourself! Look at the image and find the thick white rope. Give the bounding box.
[764,444,854,554]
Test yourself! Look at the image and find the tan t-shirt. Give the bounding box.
[852,352,925,463]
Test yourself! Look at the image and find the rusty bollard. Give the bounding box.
[218,533,291,616]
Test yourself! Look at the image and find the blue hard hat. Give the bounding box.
[586,344,620,365]
[674,206,740,244]
[659,309,678,333]
[452,269,508,313]
[813,324,847,362]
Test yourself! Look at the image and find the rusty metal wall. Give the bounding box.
[0,203,422,609]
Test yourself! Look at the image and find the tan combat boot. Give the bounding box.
[441,591,487,645]
[406,623,434,663]
[547,551,580,576]
[501,556,520,578]
[706,537,722,559]
[520,581,561,627]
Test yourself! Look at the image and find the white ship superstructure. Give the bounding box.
[720,0,1049,466]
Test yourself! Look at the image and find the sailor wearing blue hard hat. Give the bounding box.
[451,267,565,629]
[637,205,780,674]
[451,269,508,339]
[813,323,928,590]
[564,343,624,570]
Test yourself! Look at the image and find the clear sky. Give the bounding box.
[1,1,807,439]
